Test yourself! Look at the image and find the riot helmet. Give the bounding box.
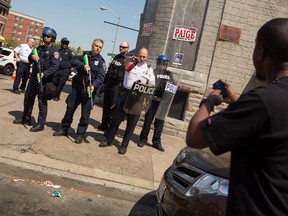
[42,27,57,42]
[156,55,169,67]
[61,37,70,45]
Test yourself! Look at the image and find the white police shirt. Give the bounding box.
[14,43,32,63]
[123,62,155,90]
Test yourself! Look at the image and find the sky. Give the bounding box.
[10,0,146,63]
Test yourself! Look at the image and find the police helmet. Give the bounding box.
[61,37,70,45]
[42,27,57,42]
[156,54,169,66]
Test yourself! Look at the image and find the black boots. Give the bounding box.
[53,128,68,136]
[13,118,31,126]
[75,135,84,144]
[152,144,165,152]
[30,124,44,132]
[118,146,127,155]
[99,141,112,147]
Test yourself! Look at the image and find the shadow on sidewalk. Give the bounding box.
[8,110,36,125]
[128,191,157,216]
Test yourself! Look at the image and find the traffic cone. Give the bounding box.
[11,69,16,80]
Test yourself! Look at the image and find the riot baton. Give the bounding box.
[83,54,94,109]
[32,48,43,96]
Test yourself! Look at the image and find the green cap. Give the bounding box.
[83,54,89,65]
[32,48,38,56]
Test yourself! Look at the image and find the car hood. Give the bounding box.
[174,147,230,179]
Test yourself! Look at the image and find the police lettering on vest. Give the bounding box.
[157,74,170,80]
[132,83,155,95]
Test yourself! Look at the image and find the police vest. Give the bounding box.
[154,70,172,98]
[106,54,126,81]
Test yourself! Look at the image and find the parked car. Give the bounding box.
[0,47,16,75]
[156,147,230,216]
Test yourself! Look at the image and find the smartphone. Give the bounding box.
[213,80,227,98]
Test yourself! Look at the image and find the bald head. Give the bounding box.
[254,18,288,82]
[27,37,35,49]
[120,42,129,48]
[138,48,148,63]
[257,18,288,63]
[119,42,129,54]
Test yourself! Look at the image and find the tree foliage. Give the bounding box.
[4,39,19,49]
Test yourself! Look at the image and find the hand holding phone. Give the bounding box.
[213,80,227,98]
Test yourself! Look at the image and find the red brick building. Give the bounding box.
[0,0,11,42]
[4,10,44,45]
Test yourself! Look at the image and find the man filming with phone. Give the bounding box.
[213,79,239,103]
[186,18,288,216]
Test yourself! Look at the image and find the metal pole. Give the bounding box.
[111,16,120,62]
[100,7,120,62]
[103,21,139,32]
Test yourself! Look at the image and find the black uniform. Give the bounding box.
[12,62,31,92]
[52,47,74,99]
[19,44,60,126]
[140,69,174,147]
[100,53,126,131]
[59,51,106,138]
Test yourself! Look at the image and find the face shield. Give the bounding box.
[156,60,169,70]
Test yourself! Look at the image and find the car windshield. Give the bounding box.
[0,49,11,56]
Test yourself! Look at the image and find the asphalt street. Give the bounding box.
[0,170,156,216]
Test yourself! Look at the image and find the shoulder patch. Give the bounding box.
[54,52,60,59]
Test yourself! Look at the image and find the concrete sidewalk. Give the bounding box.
[0,74,186,201]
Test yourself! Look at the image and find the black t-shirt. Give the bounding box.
[200,77,288,216]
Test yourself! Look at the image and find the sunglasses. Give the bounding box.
[119,46,128,49]
[43,35,51,38]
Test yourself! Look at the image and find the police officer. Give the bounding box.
[52,37,74,101]
[138,55,174,152]
[12,37,35,94]
[98,41,129,132]
[53,38,106,144]
[99,48,155,155]
[13,27,60,132]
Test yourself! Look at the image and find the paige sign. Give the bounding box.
[173,27,197,42]
[142,23,153,37]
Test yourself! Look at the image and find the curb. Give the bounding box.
[0,156,154,203]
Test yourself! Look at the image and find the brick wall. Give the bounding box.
[206,0,288,92]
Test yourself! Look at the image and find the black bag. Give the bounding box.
[43,82,57,100]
